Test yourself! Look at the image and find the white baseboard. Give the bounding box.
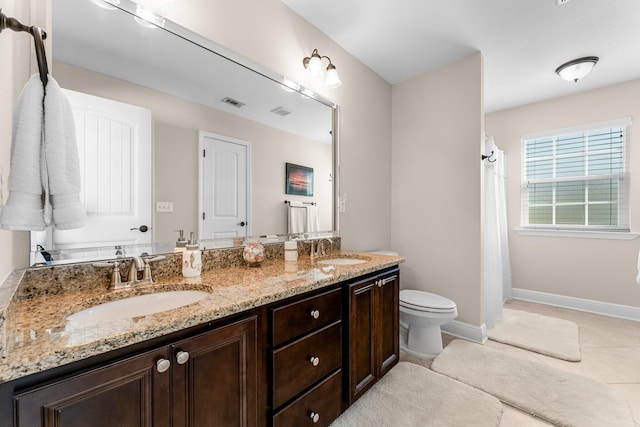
[511,288,640,322]
[442,320,487,344]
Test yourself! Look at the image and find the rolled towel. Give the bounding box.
[43,76,86,230]
[0,74,46,231]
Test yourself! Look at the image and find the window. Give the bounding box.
[521,118,631,232]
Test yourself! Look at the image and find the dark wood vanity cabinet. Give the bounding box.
[270,287,343,426]
[344,268,399,405]
[11,316,257,427]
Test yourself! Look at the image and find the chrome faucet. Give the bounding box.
[311,238,333,258]
[127,257,145,284]
[93,255,166,289]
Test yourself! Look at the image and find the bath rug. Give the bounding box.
[330,362,502,427]
[431,339,635,427]
[488,308,581,361]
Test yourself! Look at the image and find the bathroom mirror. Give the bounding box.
[30,0,338,264]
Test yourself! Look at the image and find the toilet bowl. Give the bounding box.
[400,289,457,360]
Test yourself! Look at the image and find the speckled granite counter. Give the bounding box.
[0,251,403,384]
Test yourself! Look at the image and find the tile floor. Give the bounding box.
[400,299,640,426]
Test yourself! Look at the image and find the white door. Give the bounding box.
[32,89,153,252]
[199,131,250,242]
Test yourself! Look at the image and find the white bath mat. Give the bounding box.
[431,339,635,427]
[330,362,502,427]
[488,308,581,361]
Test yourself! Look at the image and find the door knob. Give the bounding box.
[238,221,246,226]
[130,225,149,232]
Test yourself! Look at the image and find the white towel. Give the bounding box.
[0,74,86,231]
[305,205,320,232]
[288,204,306,234]
[43,76,86,229]
[1,74,47,230]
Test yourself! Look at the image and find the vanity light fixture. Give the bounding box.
[303,48,342,88]
[555,56,599,82]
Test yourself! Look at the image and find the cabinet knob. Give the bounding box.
[308,356,320,367]
[176,350,190,365]
[156,358,171,373]
[377,279,383,287]
[309,411,320,423]
[310,309,320,319]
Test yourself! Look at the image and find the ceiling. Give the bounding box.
[281,0,640,113]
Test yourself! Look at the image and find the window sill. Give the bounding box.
[514,228,640,240]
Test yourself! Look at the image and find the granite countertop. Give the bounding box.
[0,251,403,384]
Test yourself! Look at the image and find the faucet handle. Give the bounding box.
[92,261,123,288]
[139,255,167,284]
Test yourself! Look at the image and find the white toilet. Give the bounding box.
[399,289,458,360]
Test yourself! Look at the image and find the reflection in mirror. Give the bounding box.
[30,0,338,265]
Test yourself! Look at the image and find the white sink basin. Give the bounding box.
[316,258,367,266]
[67,290,210,323]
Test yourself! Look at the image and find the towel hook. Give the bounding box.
[0,8,49,87]
[481,151,496,163]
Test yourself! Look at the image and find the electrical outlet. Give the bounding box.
[156,201,174,213]
[339,193,347,213]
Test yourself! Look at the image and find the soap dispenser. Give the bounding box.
[182,232,202,278]
[174,229,188,253]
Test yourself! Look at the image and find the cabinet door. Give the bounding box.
[377,272,399,377]
[171,316,257,427]
[345,269,400,406]
[14,347,171,427]
[346,278,377,404]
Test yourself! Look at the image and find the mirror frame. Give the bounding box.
[31,0,340,265]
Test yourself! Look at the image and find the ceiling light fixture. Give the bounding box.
[303,49,342,88]
[555,56,599,83]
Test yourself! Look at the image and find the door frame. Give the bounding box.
[198,131,252,240]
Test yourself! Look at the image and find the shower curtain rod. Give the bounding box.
[0,8,49,87]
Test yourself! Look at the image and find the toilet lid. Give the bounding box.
[400,290,457,312]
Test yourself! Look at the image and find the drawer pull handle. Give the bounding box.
[156,358,171,373]
[176,350,190,365]
[309,356,320,366]
[309,411,320,423]
[310,309,320,319]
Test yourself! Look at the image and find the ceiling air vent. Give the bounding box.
[270,106,292,117]
[221,97,246,108]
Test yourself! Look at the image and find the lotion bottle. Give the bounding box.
[182,232,202,277]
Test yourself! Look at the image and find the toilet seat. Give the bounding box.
[400,290,456,313]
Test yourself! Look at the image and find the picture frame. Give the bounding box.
[285,162,314,196]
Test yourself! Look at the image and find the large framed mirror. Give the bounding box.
[30,0,338,264]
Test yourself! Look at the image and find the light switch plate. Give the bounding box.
[156,201,174,213]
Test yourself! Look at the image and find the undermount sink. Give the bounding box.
[67,290,211,323]
[316,258,368,266]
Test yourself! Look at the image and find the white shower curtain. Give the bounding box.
[483,136,513,328]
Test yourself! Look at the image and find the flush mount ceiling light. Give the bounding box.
[555,56,599,82]
[303,48,342,88]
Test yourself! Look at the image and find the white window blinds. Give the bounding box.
[521,118,631,231]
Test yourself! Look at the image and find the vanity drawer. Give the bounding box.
[272,369,342,427]
[272,321,342,409]
[271,288,341,346]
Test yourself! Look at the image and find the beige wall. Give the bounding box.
[54,62,333,241]
[0,0,392,275]
[486,80,640,307]
[391,53,485,326]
